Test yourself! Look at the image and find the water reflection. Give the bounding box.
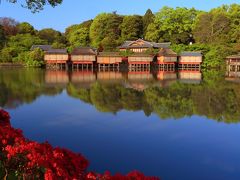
[2,68,240,123]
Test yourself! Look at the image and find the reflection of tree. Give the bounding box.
[0,68,63,109]
[68,71,240,123]
[67,83,92,104]
[2,69,240,123]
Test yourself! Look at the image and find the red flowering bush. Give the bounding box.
[0,109,159,180]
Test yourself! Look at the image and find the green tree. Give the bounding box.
[68,27,90,47]
[89,13,123,49]
[193,11,230,44]
[120,15,143,41]
[65,20,93,40]
[0,47,16,62]
[37,28,65,44]
[145,6,198,44]
[227,4,240,43]
[142,9,154,37]
[8,33,46,54]
[5,0,63,12]
[17,22,35,35]
[0,25,5,49]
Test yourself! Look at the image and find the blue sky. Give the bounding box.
[0,0,239,32]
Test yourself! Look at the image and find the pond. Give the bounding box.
[1,68,240,180]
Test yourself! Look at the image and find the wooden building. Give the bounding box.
[44,49,69,69]
[71,47,97,70]
[128,54,154,70]
[118,39,171,53]
[226,53,240,76]
[156,48,177,70]
[97,52,122,70]
[31,45,52,52]
[178,52,202,70]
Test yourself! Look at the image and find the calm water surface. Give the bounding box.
[1,68,240,180]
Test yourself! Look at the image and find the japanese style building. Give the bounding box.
[226,53,240,76]
[71,47,97,70]
[178,52,202,70]
[44,49,69,69]
[118,39,171,53]
[156,48,178,69]
[97,52,122,70]
[128,54,154,70]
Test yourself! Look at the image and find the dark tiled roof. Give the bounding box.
[158,48,177,56]
[71,47,97,55]
[45,49,68,54]
[31,45,52,51]
[118,39,171,49]
[98,52,122,57]
[180,51,202,56]
[151,42,171,48]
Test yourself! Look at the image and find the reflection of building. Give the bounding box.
[118,39,171,53]
[153,70,177,88]
[226,53,240,77]
[97,71,124,81]
[70,71,96,83]
[178,70,202,84]
[45,70,69,86]
[97,52,122,70]
[178,52,202,69]
[44,49,69,68]
[71,47,97,69]
[70,70,96,88]
[127,71,154,91]
[156,71,177,80]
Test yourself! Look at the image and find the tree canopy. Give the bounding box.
[4,0,63,12]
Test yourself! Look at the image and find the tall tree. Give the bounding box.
[145,6,198,44]
[142,9,154,37]
[227,4,240,43]
[0,17,18,37]
[193,11,230,44]
[17,22,35,35]
[89,13,123,49]
[3,0,63,12]
[0,25,5,49]
[65,20,93,40]
[68,27,90,47]
[120,15,143,41]
[37,28,65,44]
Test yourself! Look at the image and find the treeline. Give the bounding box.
[1,4,240,67]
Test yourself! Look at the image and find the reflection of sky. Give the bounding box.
[6,91,240,180]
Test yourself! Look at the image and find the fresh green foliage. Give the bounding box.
[68,27,90,48]
[17,22,35,34]
[120,15,143,41]
[16,48,45,67]
[5,0,63,12]
[143,9,154,37]
[0,25,5,49]
[145,6,198,44]
[37,28,65,44]
[89,13,123,49]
